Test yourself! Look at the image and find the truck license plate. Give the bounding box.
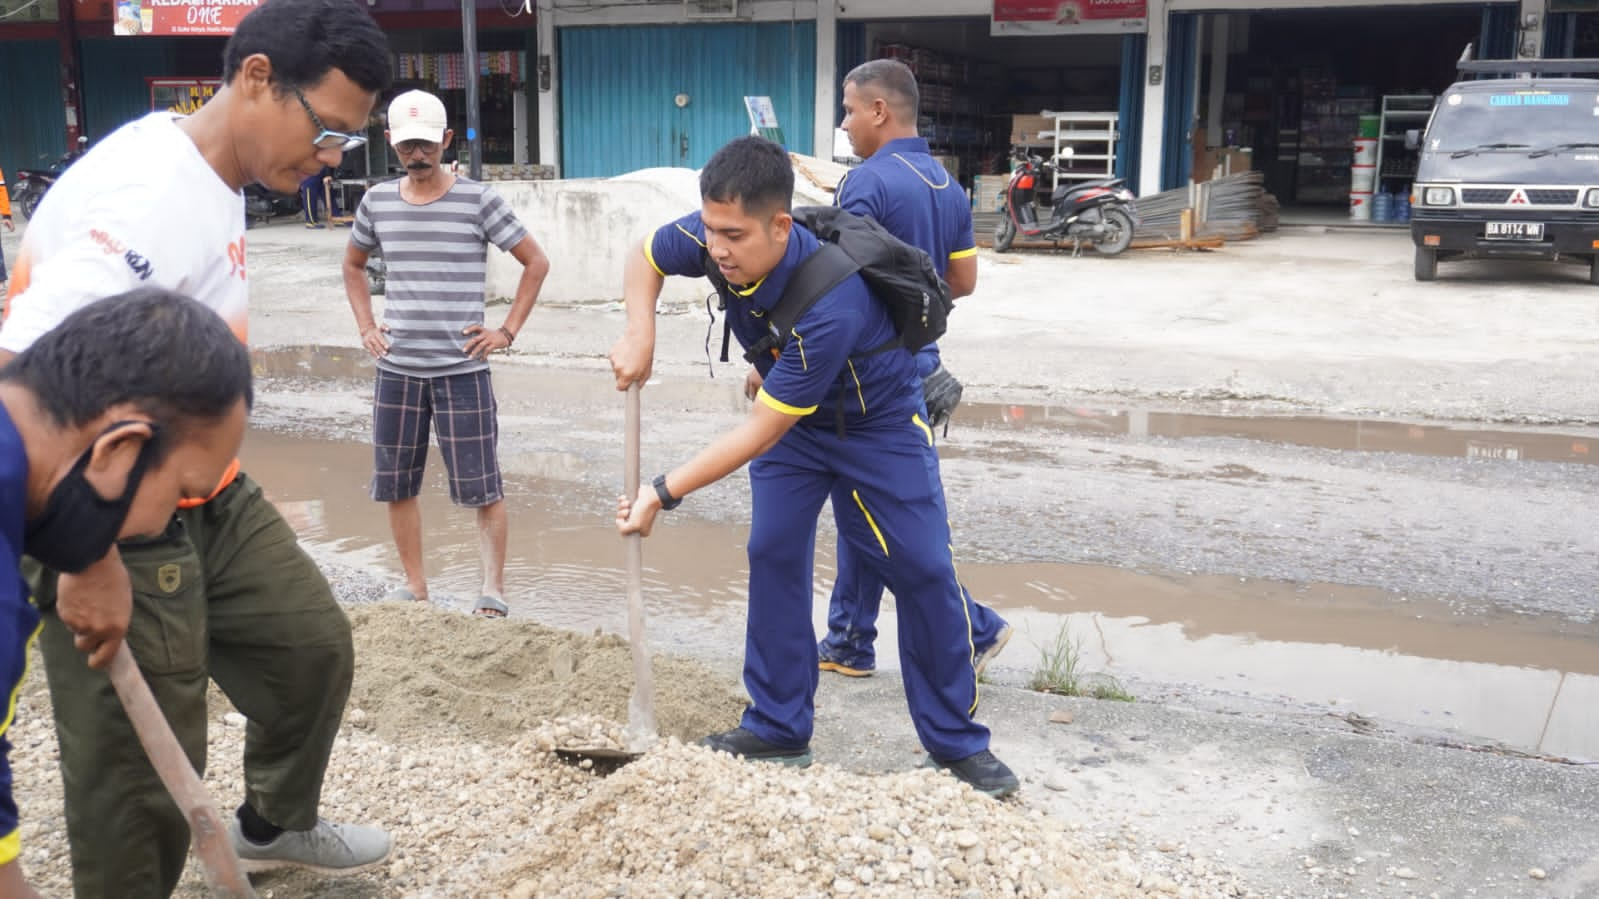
[1485,222,1544,240]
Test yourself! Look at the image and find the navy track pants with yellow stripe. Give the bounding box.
[741,412,991,762]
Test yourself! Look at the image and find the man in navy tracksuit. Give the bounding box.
[812,59,1013,680]
[610,135,1018,797]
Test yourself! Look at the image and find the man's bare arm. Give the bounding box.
[946,255,977,300]
[341,243,390,359]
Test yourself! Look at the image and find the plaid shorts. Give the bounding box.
[371,368,503,507]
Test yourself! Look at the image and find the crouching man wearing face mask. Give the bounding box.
[0,288,255,899]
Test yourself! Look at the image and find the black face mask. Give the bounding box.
[25,422,161,574]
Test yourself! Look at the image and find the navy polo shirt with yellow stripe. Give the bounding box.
[0,403,43,868]
[833,136,978,279]
[645,213,921,428]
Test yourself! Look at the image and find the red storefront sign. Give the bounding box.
[114,0,262,36]
[992,0,1148,35]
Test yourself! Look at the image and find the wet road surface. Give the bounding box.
[246,347,1599,761]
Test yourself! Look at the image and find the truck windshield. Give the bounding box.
[1428,89,1599,152]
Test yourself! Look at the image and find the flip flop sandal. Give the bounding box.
[472,595,509,618]
[383,587,424,603]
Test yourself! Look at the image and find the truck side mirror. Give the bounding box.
[1405,129,1421,151]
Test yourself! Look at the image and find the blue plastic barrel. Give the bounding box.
[1372,190,1393,223]
[1394,189,1412,224]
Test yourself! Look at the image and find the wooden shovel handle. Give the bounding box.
[108,642,257,898]
[623,384,657,745]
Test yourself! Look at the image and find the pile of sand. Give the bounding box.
[345,603,747,745]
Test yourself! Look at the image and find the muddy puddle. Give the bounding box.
[944,403,1597,466]
[242,406,1599,763]
[252,345,1599,466]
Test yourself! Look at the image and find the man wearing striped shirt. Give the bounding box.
[342,89,550,618]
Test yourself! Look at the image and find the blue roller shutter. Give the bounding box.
[0,41,67,181]
[560,21,816,178]
[1161,12,1199,190]
[1116,32,1146,188]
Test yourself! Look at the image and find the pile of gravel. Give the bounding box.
[11,598,1257,898]
[501,739,1251,898]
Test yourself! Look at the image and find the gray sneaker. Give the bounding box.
[228,817,392,875]
[973,623,1014,677]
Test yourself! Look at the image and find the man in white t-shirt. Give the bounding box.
[0,0,394,894]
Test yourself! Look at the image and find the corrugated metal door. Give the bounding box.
[79,37,177,141]
[1116,33,1145,189]
[559,21,816,178]
[1161,12,1199,191]
[0,41,67,183]
[1478,3,1519,60]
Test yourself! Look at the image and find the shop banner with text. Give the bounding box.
[114,0,261,36]
[992,0,1147,36]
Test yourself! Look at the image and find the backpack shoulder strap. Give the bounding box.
[740,243,860,365]
[701,250,739,363]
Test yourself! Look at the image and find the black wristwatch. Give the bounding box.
[652,474,682,511]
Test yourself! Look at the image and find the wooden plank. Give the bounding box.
[789,153,849,194]
[1130,235,1226,250]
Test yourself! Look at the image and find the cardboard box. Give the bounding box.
[1193,147,1254,182]
[1010,114,1056,147]
[973,174,1010,210]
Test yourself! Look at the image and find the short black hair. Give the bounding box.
[1,289,255,461]
[700,136,793,217]
[222,0,392,95]
[845,59,921,122]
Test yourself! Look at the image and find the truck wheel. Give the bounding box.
[994,218,1016,253]
[1590,256,1599,286]
[1414,247,1438,282]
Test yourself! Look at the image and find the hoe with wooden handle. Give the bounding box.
[107,642,257,898]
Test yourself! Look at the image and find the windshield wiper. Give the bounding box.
[1450,142,1531,158]
[1528,142,1599,158]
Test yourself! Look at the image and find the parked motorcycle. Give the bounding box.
[244,184,302,228]
[11,136,88,221]
[366,248,386,296]
[993,147,1138,256]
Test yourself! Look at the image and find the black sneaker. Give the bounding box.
[922,749,1020,798]
[699,727,813,768]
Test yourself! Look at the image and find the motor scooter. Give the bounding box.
[11,136,88,220]
[993,147,1138,256]
[243,185,302,228]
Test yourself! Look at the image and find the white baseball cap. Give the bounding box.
[388,90,448,145]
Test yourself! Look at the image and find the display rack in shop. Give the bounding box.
[1373,94,1434,194]
[1041,112,1118,188]
[877,42,1000,185]
[388,51,529,169]
[1294,69,1372,205]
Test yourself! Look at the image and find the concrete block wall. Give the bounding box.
[485,167,836,308]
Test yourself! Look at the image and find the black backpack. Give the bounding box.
[706,206,953,366]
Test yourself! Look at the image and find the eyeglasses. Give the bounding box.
[293,87,368,151]
[394,139,440,156]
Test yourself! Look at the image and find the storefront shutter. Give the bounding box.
[0,40,67,182]
[1160,12,1199,191]
[1478,3,1519,61]
[1116,32,1145,189]
[559,22,816,179]
[1543,12,1578,58]
[79,37,177,141]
